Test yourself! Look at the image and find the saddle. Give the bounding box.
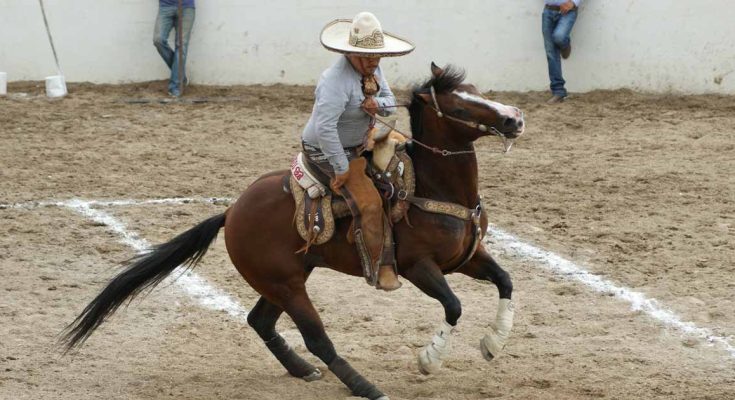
[285,128,414,250]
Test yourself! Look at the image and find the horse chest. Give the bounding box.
[399,212,471,256]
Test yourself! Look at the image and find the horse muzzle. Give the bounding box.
[498,112,525,139]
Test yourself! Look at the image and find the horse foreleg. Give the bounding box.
[458,248,514,361]
[283,290,388,400]
[403,258,461,375]
[247,296,322,381]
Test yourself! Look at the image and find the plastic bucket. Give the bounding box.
[0,72,7,96]
[45,75,67,98]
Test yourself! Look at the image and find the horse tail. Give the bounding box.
[61,213,227,351]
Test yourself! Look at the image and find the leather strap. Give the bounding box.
[403,194,484,273]
[405,195,477,221]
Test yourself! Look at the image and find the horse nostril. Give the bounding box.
[503,117,516,130]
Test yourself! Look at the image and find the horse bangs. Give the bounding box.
[425,65,466,94]
[409,64,467,141]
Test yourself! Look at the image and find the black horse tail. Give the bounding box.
[61,213,227,351]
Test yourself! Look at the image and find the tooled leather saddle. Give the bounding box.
[284,134,414,249]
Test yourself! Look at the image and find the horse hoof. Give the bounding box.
[480,336,498,361]
[417,348,442,375]
[375,396,390,400]
[302,368,322,382]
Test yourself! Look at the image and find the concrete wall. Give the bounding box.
[1,0,734,93]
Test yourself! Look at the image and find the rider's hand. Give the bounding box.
[560,0,575,14]
[361,97,379,116]
[330,170,350,193]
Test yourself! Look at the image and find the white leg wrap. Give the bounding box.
[480,298,515,361]
[417,320,455,375]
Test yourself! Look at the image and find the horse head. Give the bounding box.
[410,63,525,151]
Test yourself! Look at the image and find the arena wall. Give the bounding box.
[1,0,734,94]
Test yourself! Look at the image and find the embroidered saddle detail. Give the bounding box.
[289,176,337,247]
[369,147,415,224]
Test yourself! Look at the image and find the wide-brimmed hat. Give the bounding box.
[320,12,415,58]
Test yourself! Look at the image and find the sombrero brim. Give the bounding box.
[320,19,415,58]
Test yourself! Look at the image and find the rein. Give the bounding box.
[372,115,476,157]
[373,87,515,155]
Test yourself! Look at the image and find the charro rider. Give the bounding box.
[301,12,414,291]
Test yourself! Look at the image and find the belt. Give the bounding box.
[545,4,576,11]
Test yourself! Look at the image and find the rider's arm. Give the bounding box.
[314,77,350,175]
[374,67,396,117]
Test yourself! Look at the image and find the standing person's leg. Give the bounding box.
[552,9,578,58]
[542,8,566,99]
[169,7,196,95]
[153,7,176,69]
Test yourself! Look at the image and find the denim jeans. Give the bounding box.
[153,6,195,95]
[542,8,577,97]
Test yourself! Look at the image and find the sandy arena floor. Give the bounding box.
[1,80,734,400]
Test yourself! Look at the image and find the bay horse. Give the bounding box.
[63,63,525,400]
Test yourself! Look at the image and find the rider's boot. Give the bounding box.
[377,265,401,291]
[343,158,401,291]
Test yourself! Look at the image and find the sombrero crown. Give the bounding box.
[320,12,415,57]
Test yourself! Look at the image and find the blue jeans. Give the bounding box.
[153,6,195,95]
[542,8,577,97]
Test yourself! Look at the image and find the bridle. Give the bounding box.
[428,85,507,139]
[371,85,515,155]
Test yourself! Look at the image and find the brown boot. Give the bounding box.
[342,158,402,291]
[377,265,402,291]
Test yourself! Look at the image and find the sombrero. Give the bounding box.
[320,12,415,58]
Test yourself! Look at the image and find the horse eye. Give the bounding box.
[451,108,470,118]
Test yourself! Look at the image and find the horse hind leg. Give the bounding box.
[283,291,388,400]
[247,297,322,381]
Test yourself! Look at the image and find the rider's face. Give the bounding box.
[348,55,381,75]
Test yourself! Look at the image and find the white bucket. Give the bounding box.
[45,75,67,98]
[0,72,7,96]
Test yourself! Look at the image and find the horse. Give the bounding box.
[62,63,525,400]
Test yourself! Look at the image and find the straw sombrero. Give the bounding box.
[320,12,415,58]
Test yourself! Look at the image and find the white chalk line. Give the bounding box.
[58,199,249,321]
[3,197,734,358]
[0,196,230,210]
[487,226,735,358]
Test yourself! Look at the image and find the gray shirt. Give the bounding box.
[302,56,396,174]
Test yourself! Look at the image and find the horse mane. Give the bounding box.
[408,65,466,141]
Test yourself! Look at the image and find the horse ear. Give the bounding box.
[430,62,444,78]
[416,92,432,103]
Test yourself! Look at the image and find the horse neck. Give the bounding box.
[410,127,479,208]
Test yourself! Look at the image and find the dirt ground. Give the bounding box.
[1,80,734,400]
